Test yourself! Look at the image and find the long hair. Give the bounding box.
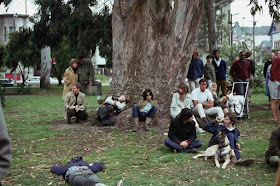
[142,89,154,100]
[177,82,189,102]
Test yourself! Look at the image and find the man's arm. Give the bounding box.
[168,120,181,144]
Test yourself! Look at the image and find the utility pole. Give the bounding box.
[253,15,256,61]
[13,13,17,86]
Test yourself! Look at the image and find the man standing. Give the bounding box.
[187,48,204,92]
[245,51,255,102]
[213,49,227,97]
[263,52,275,78]
[230,51,251,95]
[77,55,102,101]
[191,79,224,125]
[204,55,216,86]
[269,56,280,123]
[64,83,88,124]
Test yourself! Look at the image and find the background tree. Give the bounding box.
[4,29,40,85]
[111,0,204,125]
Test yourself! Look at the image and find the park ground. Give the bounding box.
[1,84,279,186]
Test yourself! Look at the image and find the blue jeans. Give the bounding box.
[164,138,202,152]
[226,132,241,160]
[133,104,157,121]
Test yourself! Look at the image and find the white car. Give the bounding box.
[26,76,63,86]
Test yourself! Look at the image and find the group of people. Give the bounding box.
[164,108,254,166]
[187,48,255,99]
[63,56,102,124]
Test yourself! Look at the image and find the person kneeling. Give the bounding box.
[64,83,88,124]
[132,89,158,132]
[164,108,202,153]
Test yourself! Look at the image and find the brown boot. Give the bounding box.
[132,118,139,132]
[144,117,152,131]
[202,117,209,125]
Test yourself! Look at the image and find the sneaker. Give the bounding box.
[196,128,205,133]
[235,159,254,166]
[117,180,123,186]
[183,148,197,153]
[66,120,71,124]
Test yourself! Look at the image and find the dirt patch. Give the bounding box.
[249,104,269,112]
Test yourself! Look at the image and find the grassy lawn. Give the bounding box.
[1,85,279,185]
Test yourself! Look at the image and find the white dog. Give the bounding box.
[226,93,245,117]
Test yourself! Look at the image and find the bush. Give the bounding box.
[254,64,265,88]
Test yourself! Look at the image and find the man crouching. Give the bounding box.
[64,83,88,124]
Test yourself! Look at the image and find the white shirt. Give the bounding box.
[170,93,192,118]
[191,88,213,103]
[214,58,221,67]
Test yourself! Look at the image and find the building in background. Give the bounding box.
[268,21,280,51]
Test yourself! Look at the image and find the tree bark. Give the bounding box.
[40,46,52,88]
[206,0,217,53]
[111,0,204,126]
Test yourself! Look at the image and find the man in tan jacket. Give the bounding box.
[64,83,88,124]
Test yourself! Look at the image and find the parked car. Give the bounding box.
[0,78,15,87]
[26,76,63,86]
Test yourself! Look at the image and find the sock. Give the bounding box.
[97,95,101,100]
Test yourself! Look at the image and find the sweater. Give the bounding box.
[230,59,251,81]
[168,118,197,145]
[50,158,104,180]
[204,63,216,82]
[170,93,192,118]
[137,99,158,111]
[213,58,227,80]
[203,120,240,148]
[187,57,204,79]
[270,57,280,82]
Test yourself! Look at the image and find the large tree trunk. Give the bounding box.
[40,46,52,88]
[111,0,204,126]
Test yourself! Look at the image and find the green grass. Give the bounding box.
[1,86,279,185]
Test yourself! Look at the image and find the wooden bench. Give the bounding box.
[0,86,31,95]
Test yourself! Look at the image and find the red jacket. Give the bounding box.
[270,57,280,82]
[230,59,251,81]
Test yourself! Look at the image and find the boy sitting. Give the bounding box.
[203,112,254,166]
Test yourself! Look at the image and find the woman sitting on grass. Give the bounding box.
[132,89,158,132]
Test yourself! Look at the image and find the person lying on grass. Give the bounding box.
[203,111,254,166]
[50,156,123,186]
[164,108,202,153]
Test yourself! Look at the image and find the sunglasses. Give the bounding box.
[146,94,151,97]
